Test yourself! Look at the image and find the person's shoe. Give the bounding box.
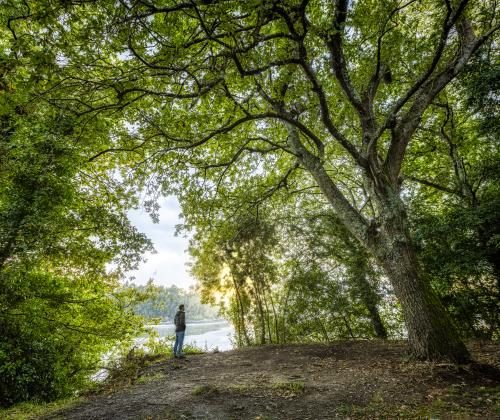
[177,355,185,359]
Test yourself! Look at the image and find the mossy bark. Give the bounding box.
[371,198,470,362]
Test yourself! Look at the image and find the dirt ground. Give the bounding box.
[46,341,500,419]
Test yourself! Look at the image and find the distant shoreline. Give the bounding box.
[146,319,227,327]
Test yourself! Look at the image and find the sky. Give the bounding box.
[126,195,195,289]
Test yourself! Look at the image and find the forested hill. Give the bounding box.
[128,284,220,322]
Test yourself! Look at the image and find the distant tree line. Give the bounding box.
[129,283,220,322]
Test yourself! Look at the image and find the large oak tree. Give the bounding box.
[11,0,499,361]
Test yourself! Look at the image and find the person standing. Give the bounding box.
[173,304,186,358]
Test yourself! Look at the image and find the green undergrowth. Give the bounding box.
[192,380,307,399]
[1,336,205,418]
[101,336,204,390]
[272,381,306,392]
[192,384,220,396]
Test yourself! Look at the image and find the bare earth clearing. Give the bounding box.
[46,341,500,419]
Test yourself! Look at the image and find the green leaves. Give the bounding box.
[0,11,155,406]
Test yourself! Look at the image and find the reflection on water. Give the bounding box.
[148,320,234,351]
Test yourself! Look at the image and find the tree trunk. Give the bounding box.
[373,204,470,362]
[342,315,355,339]
[366,302,388,340]
[252,285,266,345]
[348,254,388,339]
[232,278,251,346]
[286,123,469,361]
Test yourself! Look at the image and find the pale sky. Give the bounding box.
[126,195,195,288]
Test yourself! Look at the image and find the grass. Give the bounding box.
[136,372,167,384]
[272,381,305,392]
[228,383,256,392]
[0,397,81,420]
[192,384,220,396]
[335,384,500,419]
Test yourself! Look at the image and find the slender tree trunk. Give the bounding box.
[262,289,273,344]
[280,281,293,344]
[318,316,330,342]
[342,315,355,339]
[252,284,266,345]
[348,254,388,339]
[267,289,279,343]
[365,299,388,339]
[232,278,251,346]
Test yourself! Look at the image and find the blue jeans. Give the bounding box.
[173,330,185,356]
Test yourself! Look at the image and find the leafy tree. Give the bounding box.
[292,210,389,339]
[403,63,500,338]
[190,214,279,346]
[7,0,500,360]
[0,8,153,406]
[187,188,396,345]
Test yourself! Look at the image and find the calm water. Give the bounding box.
[148,320,234,351]
[93,320,234,382]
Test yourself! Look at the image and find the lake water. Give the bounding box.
[148,320,234,351]
[93,320,234,382]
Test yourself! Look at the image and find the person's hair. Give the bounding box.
[179,304,185,310]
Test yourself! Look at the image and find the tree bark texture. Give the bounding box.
[371,197,470,362]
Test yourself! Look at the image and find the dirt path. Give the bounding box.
[47,341,500,419]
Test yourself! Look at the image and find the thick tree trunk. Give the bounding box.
[373,204,470,362]
[286,123,469,361]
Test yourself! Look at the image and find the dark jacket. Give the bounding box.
[174,310,186,332]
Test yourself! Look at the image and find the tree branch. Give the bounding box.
[402,174,459,195]
[382,6,497,183]
[324,0,364,113]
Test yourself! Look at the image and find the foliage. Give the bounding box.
[190,213,280,346]
[13,0,497,360]
[188,196,399,346]
[103,335,204,389]
[0,4,154,407]
[0,396,81,420]
[0,3,496,406]
[403,52,500,339]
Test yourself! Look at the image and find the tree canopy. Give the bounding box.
[0,0,499,407]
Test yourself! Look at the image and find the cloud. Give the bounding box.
[126,196,195,288]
